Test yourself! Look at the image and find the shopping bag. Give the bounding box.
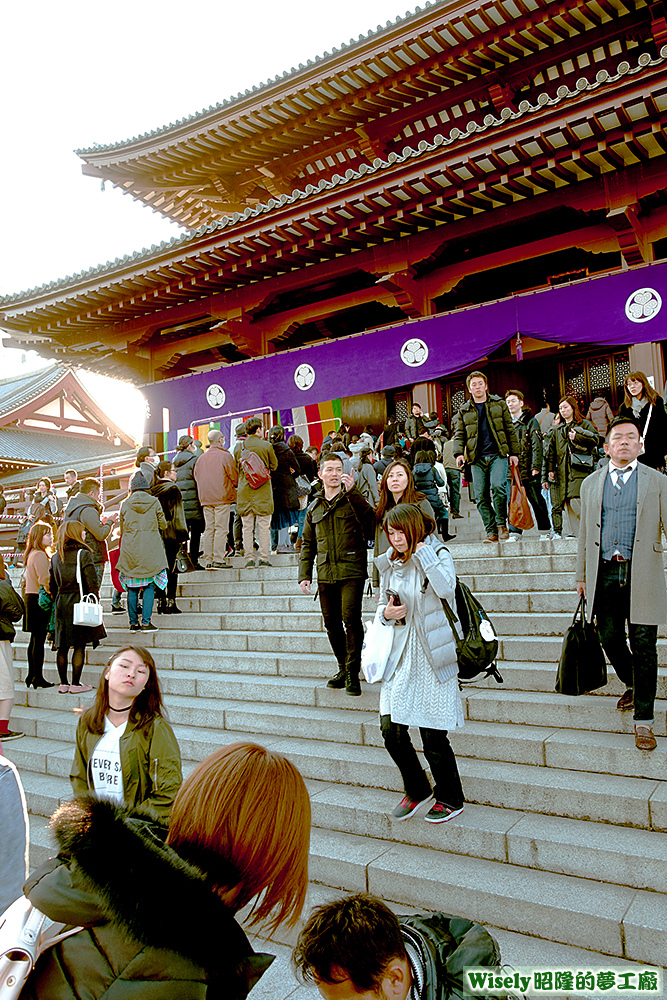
[555,595,607,695]
[508,466,534,531]
[360,609,395,684]
[72,550,104,627]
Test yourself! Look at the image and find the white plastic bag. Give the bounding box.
[360,609,395,684]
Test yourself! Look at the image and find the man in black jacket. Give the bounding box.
[504,390,551,538]
[293,892,502,1000]
[299,454,375,696]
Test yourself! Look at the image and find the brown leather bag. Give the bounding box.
[509,465,534,531]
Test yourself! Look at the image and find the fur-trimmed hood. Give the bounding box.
[27,796,273,1000]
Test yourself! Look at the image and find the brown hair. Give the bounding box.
[624,370,658,407]
[55,520,90,560]
[505,388,524,401]
[167,743,310,932]
[558,395,585,424]
[383,502,436,561]
[25,521,53,562]
[81,646,165,736]
[466,370,487,390]
[375,459,426,523]
[79,478,100,495]
[288,434,304,453]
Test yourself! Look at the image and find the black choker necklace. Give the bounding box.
[108,705,130,712]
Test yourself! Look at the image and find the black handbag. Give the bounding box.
[555,595,607,695]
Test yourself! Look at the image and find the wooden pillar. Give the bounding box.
[628,342,666,395]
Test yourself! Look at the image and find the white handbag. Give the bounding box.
[0,895,81,999]
[360,608,395,684]
[73,550,103,627]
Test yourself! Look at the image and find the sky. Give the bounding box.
[0,0,411,438]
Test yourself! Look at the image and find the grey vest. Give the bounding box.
[601,467,638,561]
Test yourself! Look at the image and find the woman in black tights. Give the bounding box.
[49,521,106,694]
[23,521,55,688]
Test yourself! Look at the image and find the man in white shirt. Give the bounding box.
[576,417,667,751]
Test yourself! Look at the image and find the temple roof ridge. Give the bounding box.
[74,1,438,157]
[1,45,663,307]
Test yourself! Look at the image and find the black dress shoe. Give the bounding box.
[33,678,56,689]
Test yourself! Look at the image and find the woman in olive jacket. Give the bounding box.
[543,395,598,538]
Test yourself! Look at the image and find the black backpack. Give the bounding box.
[424,572,503,685]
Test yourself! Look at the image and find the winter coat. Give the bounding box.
[372,495,435,588]
[618,396,667,471]
[299,486,376,584]
[543,418,598,504]
[404,414,425,441]
[270,440,300,512]
[512,406,544,482]
[0,577,24,641]
[117,492,167,578]
[151,480,189,543]
[383,421,400,445]
[452,395,520,465]
[577,463,667,625]
[64,493,113,565]
[355,462,380,506]
[173,445,205,523]
[193,440,238,506]
[409,436,437,464]
[234,435,278,517]
[398,912,501,1000]
[71,714,182,824]
[441,438,457,469]
[49,541,106,648]
[412,463,447,520]
[586,396,614,436]
[29,490,59,526]
[375,533,458,684]
[23,797,274,1000]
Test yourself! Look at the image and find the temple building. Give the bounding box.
[1,0,666,446]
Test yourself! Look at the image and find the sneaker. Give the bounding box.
[129,623,141,632]
[497,526,510,541]
[391,794,434,821]
[616,689,634,711]
[0,730,24,742]
[257,560,273,567]
[110,606,125,615]
[483,533,498,543]
[209,561,232,569]
[551,532,562,540]
[235,549,245,557]
[141,622,159,632]
[507,534,519,543]
[424,802,464,824]
[245,559,256,569]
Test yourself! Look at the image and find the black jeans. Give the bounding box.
[187,519,204,565]
[509,475,551,533]
[380,716,464,808]
[594,560,658,723]
[318,579,365,675]
[26,594,49,683]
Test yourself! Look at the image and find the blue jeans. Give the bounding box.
[445,468,461,515]
[594,560,658,723]
[128,583,155,626]
[470,455,509,535]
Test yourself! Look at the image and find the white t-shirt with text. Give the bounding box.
[90,717,127,803]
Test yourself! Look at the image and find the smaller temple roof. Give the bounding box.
[0,428,128,466]
[0,365,69,418]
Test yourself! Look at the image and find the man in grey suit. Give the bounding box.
[576,416,667,751]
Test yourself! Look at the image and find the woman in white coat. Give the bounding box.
[375,503,464,824]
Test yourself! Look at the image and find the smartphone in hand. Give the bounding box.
[385,589,406,626]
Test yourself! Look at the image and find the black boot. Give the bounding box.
[345,669,362,697]
[326,668,346,689]
[167,599,182,615]
[156,598,168,615]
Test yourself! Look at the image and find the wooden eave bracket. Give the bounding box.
[606,204,654,267]
[650,1,667,49]
[374,271,432,318]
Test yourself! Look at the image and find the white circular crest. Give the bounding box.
[206,383,226,409]
[400,338,429,367]
[625,288,662,324]
[294,363,315,390]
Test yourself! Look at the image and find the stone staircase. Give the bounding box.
[4,526,667,984]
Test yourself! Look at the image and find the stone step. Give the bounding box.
[307,780,667,894]
[501,632,667,666]
[309,828,666,964]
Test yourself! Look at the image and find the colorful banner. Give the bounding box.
[142,261,667,436]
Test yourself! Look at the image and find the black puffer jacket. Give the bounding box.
[512,406,544,482]
[271,440,300,512]
[23,797,274,1000]
[299,487,375,584]
[399,912,501,1000]
[173,446,204,523]
[452,395,520,464]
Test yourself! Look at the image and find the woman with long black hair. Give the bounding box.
[618,370,667,471]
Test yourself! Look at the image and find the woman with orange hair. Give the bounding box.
[22,742,311,999]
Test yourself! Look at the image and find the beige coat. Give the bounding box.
[576,463,667,625]
[234,435,278,516]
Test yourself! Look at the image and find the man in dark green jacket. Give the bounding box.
[293,892,503,1000]
[299,454,375,696]
[453,371,519,543]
